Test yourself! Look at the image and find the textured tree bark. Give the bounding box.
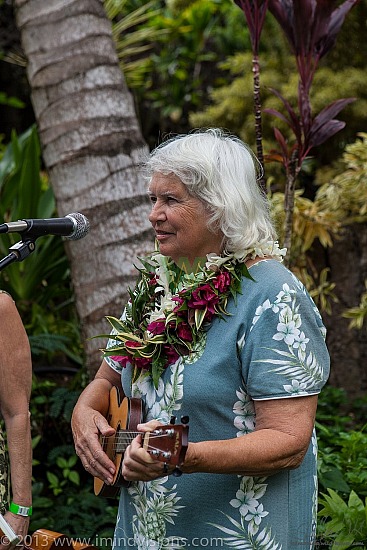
[13,0,153,377]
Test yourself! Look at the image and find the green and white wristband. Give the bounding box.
[9,502,32,517]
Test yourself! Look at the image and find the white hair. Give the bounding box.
[145,128,276,254]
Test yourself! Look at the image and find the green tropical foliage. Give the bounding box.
[316,385,367,549]
[0,126,65,302]
[316,132,367,225]
[0,126,83,365]
[318,490,367,550]
[105,0,166,88]
[342,281,367,330]
[0,91,25,109]
[106,0,252,140]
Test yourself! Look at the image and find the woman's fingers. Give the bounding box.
[121,435,171,481]
[136,419,162,432]
[72,409,116,484]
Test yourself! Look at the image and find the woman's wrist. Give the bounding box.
[9,502,33,516]
[178,442,198,474]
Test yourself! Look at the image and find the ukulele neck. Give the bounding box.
[109,427,181,460]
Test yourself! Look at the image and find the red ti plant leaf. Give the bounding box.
[314,0,360,59]
[268,0,360,94]
[307,97,356,148]
[264,151,285,164]
[308,120,347,149]
[267,0,313,58]
[266,0,358,157]
[273,127,291,168]
[234,0,269,54]
[264,0,358,262]
[264,88,302,144]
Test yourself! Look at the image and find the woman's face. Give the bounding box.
[148,172,223,269]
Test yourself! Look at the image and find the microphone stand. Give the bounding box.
[0,237,37,272]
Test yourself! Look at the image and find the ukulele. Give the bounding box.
[94,386,189,498]
[0,522,96,550]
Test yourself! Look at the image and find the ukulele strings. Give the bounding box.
[100,431,173,450]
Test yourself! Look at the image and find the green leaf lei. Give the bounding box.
[101,242,286,388]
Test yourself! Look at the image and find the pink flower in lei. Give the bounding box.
[187,284,220,314]
[110,355,130,367]
[134,356,152,369]
[164,345,180,364]
[176,321,193,342]
[213,271,232,293]
[147,319,166,335]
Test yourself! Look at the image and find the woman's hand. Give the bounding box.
[72,402,116,485]
[71,362,123,486]
[0,513,29,550]
[122,420,173,481]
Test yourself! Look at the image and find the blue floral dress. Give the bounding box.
[106,260,330,549]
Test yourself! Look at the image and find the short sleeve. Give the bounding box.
[239,263,330,400]
[104,349,123,374]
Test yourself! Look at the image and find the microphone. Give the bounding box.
[0,212,90,241]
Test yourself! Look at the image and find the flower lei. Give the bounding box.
[102,241,286,388]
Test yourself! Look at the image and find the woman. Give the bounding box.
[72,128,330,549]
[0,291,32,548]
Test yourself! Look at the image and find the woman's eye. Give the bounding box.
[149,195,178,205]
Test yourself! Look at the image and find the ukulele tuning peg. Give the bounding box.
[170,415,176,424]
[180,415,189,425]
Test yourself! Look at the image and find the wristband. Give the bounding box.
[9,502,32,516]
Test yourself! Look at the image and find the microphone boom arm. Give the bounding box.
[0,237,37,272]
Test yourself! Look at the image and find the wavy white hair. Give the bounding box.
[145,128,277,255]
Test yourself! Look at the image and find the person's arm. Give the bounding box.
[120,395,318,480]
[182,395,317,475]
[71,359,123,486]
[0,294,32,546]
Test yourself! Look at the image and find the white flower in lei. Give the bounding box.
[149,255,176,323]
[206,240,286,269]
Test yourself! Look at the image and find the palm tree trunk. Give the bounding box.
[13,0,152,377]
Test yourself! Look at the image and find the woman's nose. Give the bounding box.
[149,201,166,224]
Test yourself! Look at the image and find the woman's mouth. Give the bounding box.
[155,230,173,239]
